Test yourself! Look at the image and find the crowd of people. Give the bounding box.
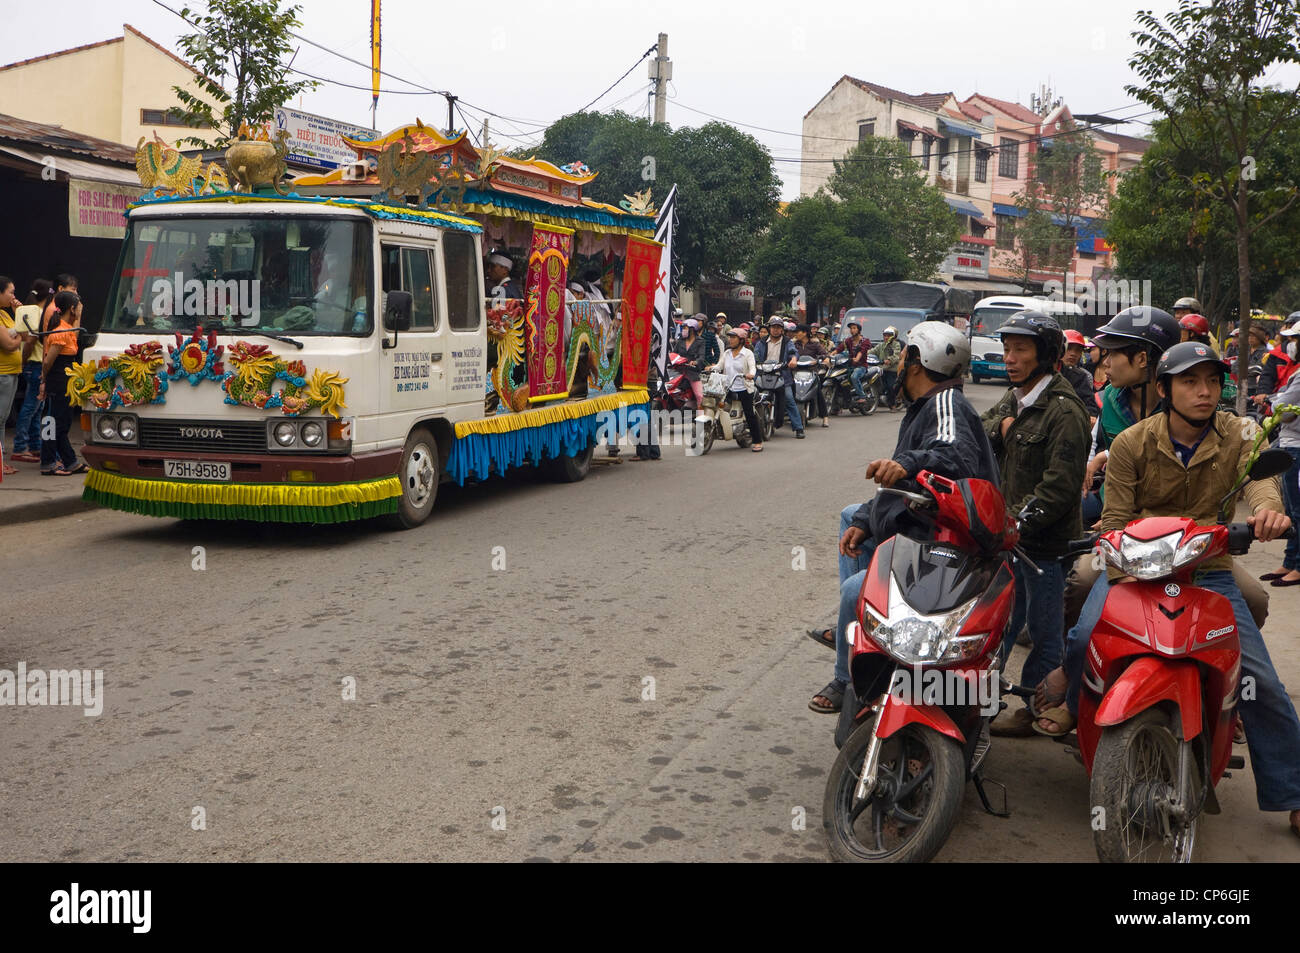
[1,273,88,477]
[797,300,1300,841]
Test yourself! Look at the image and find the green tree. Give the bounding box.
[1127,0,1300,409]
[170,0,318,148]
[747,195,910,313]
[531,111,781,286]
[823,137,962,279]
[1107,108,1300,335]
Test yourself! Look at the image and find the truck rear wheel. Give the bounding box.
[546,441,595,482]
[385,428,439,529]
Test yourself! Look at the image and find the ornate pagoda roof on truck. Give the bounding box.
[293,121,655,237]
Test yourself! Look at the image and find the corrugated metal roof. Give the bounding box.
[0,112,136,165]
[0,145,140,184]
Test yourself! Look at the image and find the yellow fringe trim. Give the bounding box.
[129,193,481,230]
[463,202,653,237]
[455,389,648,438]
[84,468,402,507]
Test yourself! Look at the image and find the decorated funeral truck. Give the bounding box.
[74,123,662,527]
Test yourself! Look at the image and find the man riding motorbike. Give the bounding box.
[1179,313,1213,346]
[871,326,904,409]
[834,318,873,403]
[754,315,805,438]
[1060,329,1097,413]
[1033,342,1300,840]
[806,322,999,712]
[795,324,832,428]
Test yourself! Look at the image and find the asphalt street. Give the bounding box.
[4,379,1299,862]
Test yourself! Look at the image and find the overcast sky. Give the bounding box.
[4,0,1275,198]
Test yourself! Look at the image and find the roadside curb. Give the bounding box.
[1,491,98,525]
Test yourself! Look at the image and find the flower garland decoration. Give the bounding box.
[66,341,168,409]
[166,327,226,384]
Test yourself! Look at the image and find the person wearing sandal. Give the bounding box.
[1257,334,1300,587]
[808,323,998,713]
[1043,343,1300,839]
[706,328,762,451]
[38,291,85,476]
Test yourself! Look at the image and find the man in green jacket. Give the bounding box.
[981,311,1091,736]
[870,326,904,408]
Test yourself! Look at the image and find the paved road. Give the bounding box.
[4,380,1299,862]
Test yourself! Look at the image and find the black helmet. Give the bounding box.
[1092,306,1180,354]
[846,318,862,331]
[1156,341,1230,380]
[999,310,1064,370]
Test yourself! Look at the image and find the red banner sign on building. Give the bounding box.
[620,235,663,390]
[525,223,573,402]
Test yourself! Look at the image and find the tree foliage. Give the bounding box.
[747,138,960,313]
[171,0,318,148]
[1108,108,1300,333]
[530,111,781,287]
[1126,0,1300,407]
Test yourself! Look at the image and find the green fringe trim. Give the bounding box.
[83,485,399,524]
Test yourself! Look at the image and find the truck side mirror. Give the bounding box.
[382,290,412,350]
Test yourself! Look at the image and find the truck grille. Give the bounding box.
[138,419,266,454]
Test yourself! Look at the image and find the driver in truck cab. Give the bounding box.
[1034,342,1300,840]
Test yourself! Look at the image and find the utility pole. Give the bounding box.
[445,94,457,137]
[649,33,671,125]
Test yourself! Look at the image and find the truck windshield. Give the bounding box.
[842,309,926,343]
[101,216,373,336]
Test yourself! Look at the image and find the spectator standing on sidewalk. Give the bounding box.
[0,277,23,474]
[11,279,53,462]
[38,291,87,476]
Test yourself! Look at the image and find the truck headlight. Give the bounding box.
[300,421,324,448]
[273,421,297,447]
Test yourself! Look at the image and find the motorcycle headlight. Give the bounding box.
[867,577,985,664]
[1107,531,1191,580]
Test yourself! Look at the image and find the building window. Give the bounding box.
[140,108,195,128]
[995,213,1016,250]
[998,138,1019,178]
[858,121,875,140]
[921,137,931,170]
[975,150,989,182]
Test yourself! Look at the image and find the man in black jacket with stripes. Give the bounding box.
[808,322,1000,713]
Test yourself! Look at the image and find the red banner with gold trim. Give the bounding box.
[525,223,573,402]
[620,235,662,390]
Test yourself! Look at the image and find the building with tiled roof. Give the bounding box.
[0,24,222,150]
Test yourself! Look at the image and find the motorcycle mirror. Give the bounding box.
[1017,495,1042,523]
[1249,447,1293,481]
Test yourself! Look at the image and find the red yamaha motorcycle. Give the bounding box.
[823,470,1033,863]
[1065,446,1294,863]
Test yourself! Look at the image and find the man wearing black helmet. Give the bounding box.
[981,311,1091,736]
[1036,342,1300,839]
[834,318,872,404]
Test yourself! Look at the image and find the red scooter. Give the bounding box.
[1064,446,1294,863]
[657,352,699,413]
[823,470,1032,863]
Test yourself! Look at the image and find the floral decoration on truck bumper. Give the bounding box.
[67,336,349,419]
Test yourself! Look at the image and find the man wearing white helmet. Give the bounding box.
[808,321,1001,713]
[870,325,905,409]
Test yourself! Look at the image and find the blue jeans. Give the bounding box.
[1082,491,1103,528]
[13,360,42,453]
[849,366,868,400]
[1064,569,1300,811]
[834,501,879,685]
[777,382,803,431]
[1000,556,1065,705]
[1282,448,1300,570]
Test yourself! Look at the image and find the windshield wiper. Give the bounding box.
[212,327,304,349]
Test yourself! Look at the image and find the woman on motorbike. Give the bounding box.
[672,318,706,406]
[707,328,762,452]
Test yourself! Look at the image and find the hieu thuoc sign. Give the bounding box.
[273,106,378,171]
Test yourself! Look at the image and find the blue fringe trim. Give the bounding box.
[447,402,650,484]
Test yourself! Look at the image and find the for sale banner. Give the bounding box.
[621,235,663,390]
[67,177,139,239]
[525,222,573,402]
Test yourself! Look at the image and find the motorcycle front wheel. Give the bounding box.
[823,718,965,863]
[758,402,774,441]
[1090,708,1199,863]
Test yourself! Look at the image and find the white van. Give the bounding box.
[969,295,1084,382]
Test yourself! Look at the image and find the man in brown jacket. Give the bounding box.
[1040,343,1300,837]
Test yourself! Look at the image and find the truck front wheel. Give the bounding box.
[385,428,439,529]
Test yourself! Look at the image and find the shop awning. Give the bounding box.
[939,117,985,139]
[945,196,984,218]
[0,144,140,185]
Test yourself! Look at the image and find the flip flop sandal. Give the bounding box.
[751,445,763,452]
[1233,722,1246,745]
[808,680,846,714]
[806,628,835,650]
[11,451,40,462]
[64,462,89,474]
[1031,705,1076,738]
[42,466,70,476]
[2,465,17,476]
[1029,677,1067,719]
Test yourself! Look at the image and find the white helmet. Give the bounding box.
[883,326,897,336]
[906,321,970,378]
